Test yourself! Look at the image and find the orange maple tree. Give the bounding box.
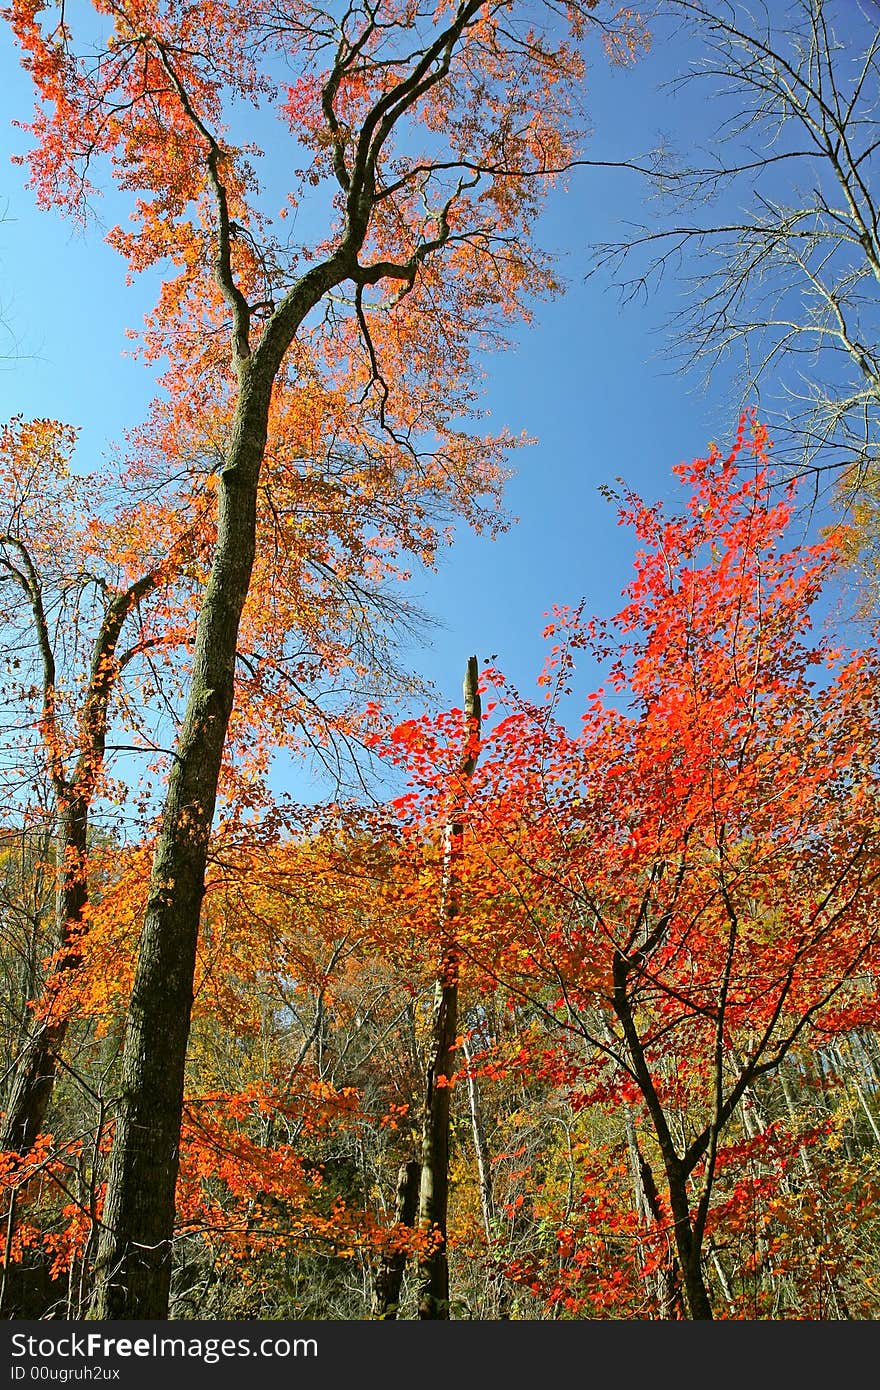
[6,0,651,1316]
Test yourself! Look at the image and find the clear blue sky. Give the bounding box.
[0,4,856,797]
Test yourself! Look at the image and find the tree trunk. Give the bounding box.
[463,1033,494,1243]
[89,370,272,1320]
[622,1107,683,1319]
[90,257,348,1320]
[372,1159,420,1318]
[612,953,713,1320]
[665,1166,714,1320]
[417,969,458,1319]
[417,656,481,1320]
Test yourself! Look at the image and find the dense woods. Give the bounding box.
[2,0,880,1322]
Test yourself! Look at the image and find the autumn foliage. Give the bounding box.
[4,0,654,1319]
[3,398,880,1318]
[366,418,880,1317]
[1,0,879,1328]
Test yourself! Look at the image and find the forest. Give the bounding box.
[1,0,880,1323]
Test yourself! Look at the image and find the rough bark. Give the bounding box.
[89,257,351,1320]
[89,367,275,1319]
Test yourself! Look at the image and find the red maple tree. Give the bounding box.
[375,418,880,1317]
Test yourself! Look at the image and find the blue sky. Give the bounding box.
[0,3,862,800]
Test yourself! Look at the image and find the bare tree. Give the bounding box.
[591,0,880,505]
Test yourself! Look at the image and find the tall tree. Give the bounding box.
[7,0,643,1317]
[379,418,880,1317]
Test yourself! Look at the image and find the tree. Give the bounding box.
[378,418,880,1317]
[590,0,880,505]
[0,417,200,1158]
[7,0,646,1316]
[416,654,481,1318]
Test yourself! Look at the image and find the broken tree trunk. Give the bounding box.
[417,655,481,1320]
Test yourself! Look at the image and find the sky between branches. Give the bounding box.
[0,1,871,792]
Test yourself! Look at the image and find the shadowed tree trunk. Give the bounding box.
[372,1158,421,1319]
[612,947,716,1320]
[622,1108,684,1319]
[0,800,88,1155]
